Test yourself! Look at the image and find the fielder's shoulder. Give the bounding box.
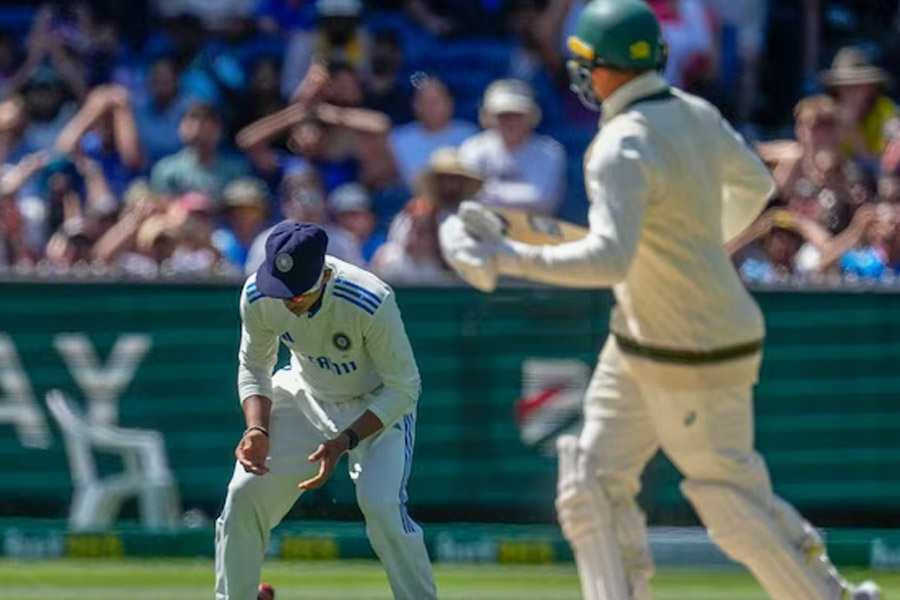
[241,273,267,307]
[327,257,393,318]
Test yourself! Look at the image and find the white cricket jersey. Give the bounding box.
[237,256,420,426]
[510,73,776,389]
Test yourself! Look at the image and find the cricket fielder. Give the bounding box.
[439,1,882,599]
[215,222,437,600]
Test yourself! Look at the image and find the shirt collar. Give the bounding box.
[600,72,670,125]
[307,261,336,319]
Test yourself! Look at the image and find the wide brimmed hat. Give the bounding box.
[223,177,269,211]
[415,147,484,199]
[820,46,892,87]
[479,79,542,129]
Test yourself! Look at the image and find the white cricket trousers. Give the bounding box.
[214,370,437,600]
[568,338,846,600]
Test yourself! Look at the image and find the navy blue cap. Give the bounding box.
[256,222,329,298]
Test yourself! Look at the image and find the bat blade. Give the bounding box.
[491,208,588,245]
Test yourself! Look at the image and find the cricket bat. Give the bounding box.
[490,207,589,245]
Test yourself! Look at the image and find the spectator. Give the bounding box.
[4,5,89,102]
[117,213,178,278]
[0,150,50,254]
[459,79,565,215]
[0,97,32,166]
[357,127,407,227]
[40,158,120,270]
[327,182,385,263]
[880,134,900,203]
[379,147,482,277]
[231,55,285,137]
[389,77,478,190]
[20,69,79,152]
[237,97,389,193]
[370,197,457,284]
[817,204,900,280]
[213,177,270,271]
[150,102,249,201]
[92,178,159,264]
[324,61,365,107]
[363,30,412,125]
[135,55,196,164]
[728,208,831,284]
[43,216,97,270]
[244,170,363,273]
[167,191,231,274]
[821,47,900,173]
[417,146,483,218]
[773,95,870,234]
[0,183,30,267]
[647,0,717,92]
[54,84,144,200]
[281,0,370,100]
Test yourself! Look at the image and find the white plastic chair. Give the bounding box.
[45,389,181,531]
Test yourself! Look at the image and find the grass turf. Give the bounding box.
[0,559,897,599]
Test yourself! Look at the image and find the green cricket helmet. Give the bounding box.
[567,0,668,111]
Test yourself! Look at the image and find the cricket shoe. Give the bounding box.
[849,581,882,600]
[258,582,275,600]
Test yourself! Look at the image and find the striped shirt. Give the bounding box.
[237,256,420,426]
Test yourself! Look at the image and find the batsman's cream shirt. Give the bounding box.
[512,73,775,389]
[237,256,420,426]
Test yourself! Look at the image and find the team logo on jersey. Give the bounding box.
[332,332,351,351]
[275,252,294,273]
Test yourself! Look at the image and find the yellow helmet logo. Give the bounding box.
[629,40,651,60]
[567,36,595,61]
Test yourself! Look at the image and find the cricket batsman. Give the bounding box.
[439,1,882,599]
[215,222,437,600]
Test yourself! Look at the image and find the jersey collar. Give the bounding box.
[600,72,669,125]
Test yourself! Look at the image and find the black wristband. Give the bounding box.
[244,425,269,438]
[341,428,360,450]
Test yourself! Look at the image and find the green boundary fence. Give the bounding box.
[1,282,899,529]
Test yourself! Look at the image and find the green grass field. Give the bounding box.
[0,559,897,600]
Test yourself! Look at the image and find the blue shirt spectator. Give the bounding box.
[150,102,250,201]
[841,247,886,279]
[135,57,197,164]
[388,78,478,190]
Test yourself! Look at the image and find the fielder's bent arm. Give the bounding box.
[362,292,420,426]
[237,281,279,404]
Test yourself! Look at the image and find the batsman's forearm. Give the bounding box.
[242,395,272,430]
[507,233,634,288]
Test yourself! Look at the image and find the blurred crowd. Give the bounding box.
[0,0,898,286]
[743,47,900,285]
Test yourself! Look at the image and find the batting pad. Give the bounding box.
[556,435,631,600]
[682,480,845,600]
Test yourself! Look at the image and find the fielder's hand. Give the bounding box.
[298,435,350,490]
[236,429,270,475]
